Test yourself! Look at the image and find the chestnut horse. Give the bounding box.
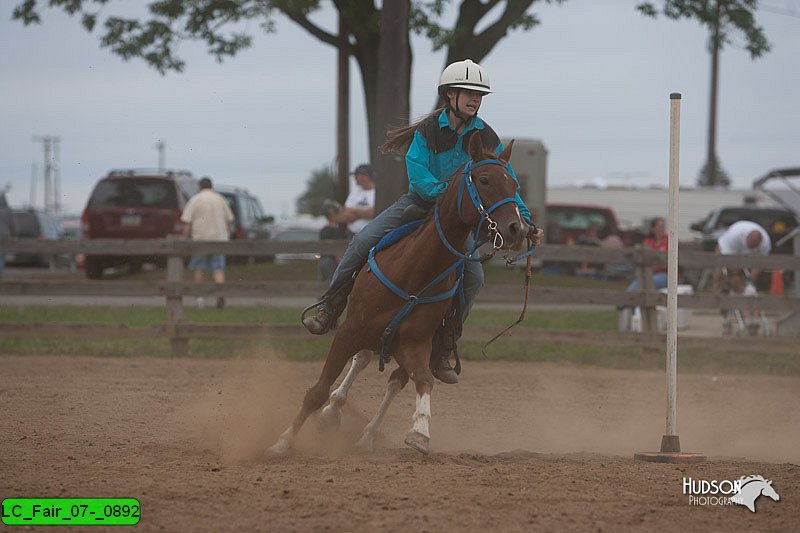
[269,134,528,455]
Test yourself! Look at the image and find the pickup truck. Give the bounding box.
[542,203,642,279]
[545,203,641,247]
[689,205,797,255]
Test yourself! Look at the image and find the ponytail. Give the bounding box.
[381,107,447,155]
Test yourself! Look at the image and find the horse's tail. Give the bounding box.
[381,107,445,155]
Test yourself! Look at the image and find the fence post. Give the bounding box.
[165,238,188,356]
[633,247,657,332]
[641,264,658,333]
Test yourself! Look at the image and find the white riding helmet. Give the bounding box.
[437,59,492,96]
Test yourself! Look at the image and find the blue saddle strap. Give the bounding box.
[368,245,466,371]
[374,219,425,254]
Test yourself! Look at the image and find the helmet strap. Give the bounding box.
[446,89,477,131]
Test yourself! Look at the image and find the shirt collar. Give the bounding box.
[438,109,485,132]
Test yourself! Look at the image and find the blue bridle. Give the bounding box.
[368,158,519,370]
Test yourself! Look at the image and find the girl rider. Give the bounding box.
[303,59,543,384]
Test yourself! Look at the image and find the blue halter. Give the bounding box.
[368,158,518,371]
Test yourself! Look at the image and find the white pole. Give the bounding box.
[666,93,681,438]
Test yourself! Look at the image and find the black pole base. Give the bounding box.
[661,434,681,453]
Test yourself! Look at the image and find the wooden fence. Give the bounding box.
[1,238,798,354]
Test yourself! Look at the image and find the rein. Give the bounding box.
[370,157,517,371]
[481,235,538,357]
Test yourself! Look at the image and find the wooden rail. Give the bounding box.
[2,238,798,353]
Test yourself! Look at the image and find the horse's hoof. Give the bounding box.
[404,431,430,455]
[354,433,375,453]
[267,439,291,455]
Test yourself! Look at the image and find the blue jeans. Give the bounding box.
[189,254,225,272]
[627,272,668,292]
[325,192,484,342]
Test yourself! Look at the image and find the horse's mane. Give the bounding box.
[739,474,769,485]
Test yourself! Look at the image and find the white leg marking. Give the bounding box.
[320,351,372,423]
[411,392,431,438]
[356,378,403,449]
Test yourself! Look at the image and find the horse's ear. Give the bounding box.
[468,132,485,161]
[498,139,515,164]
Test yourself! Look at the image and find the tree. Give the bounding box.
[13,0,564,210]
[637,1,770,188]
[295,164,337,217]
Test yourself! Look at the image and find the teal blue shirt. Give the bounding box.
[405,110,531,223]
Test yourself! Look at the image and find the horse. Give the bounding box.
[730,475,780,512]
[269,133,529,455]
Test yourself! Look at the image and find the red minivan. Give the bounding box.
[81,169,198,279]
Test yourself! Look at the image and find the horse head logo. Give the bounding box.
[730,475,780,513]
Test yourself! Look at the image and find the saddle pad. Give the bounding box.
[374,219,425,254]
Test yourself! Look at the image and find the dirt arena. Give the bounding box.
[2,352,798,532]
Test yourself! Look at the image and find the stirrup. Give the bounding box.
[301,299,326,324]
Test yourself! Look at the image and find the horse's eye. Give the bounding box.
[479,175,490,186]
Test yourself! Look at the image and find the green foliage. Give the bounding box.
[637,0,771,58]
[697,155,732,188]
[13,0,274,75]
[295,164,338,216]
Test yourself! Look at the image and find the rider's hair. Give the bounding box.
[381,107,446,155]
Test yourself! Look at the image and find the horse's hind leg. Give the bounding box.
[399,343,435,455]
[354,367,409,452]
[319,350,373,430]
[268,332,361,454]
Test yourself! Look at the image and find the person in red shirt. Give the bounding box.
[628,217,668,291]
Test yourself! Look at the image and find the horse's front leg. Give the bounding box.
[396,340,435,455]
[268,330,360,455]
[354,366,409,452]
[319,350,373,431]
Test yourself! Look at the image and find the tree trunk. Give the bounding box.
[373,1,411,213]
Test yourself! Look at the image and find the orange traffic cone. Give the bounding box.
[769,269,784,296]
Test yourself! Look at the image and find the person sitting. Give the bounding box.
[628,217,669,291]
[328,164,376,237]
[318,199,346,282]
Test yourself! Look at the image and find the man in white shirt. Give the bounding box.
[331,164,376,236]
[713,220,771,294]
[181,177,234,308]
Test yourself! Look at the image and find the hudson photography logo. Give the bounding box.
[683,475,780,512]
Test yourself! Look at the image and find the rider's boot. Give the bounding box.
[302,278,354,335]
[430,320,459,384]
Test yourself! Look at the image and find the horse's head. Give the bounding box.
[458,134,528,251]
[761,480,780,502]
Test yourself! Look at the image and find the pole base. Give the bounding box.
[634,434,706,463]
[634,451,706,463]
[661,434,681,453]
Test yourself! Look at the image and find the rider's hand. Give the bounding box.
[528,225,544,245]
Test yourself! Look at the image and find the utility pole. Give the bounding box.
[705,0,721,187]
[155,140,166,171]
[32,135,60,213]
[30,163,38,208]
[54,138,61,213]
[335,16,350,205]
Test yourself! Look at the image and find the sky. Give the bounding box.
[1,1,799,218]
